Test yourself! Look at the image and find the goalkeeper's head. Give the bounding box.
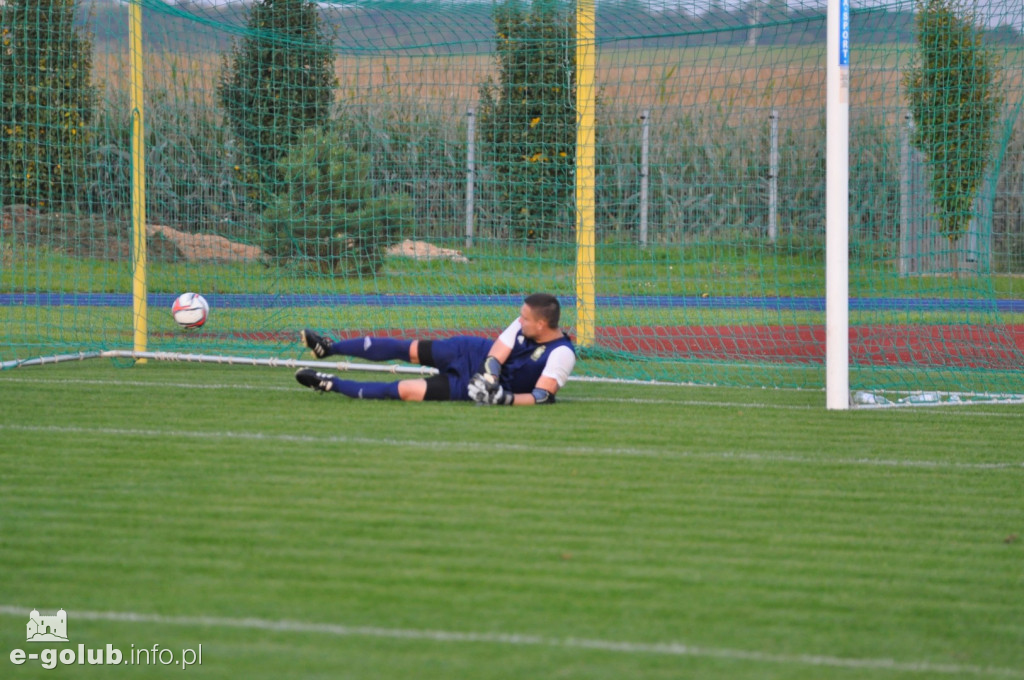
[524,293,561,329]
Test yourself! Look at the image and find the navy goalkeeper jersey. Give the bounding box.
[501,329,576,394]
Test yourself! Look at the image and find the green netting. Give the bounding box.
[1,0,1022,401]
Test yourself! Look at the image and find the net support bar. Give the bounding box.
[1,351,440,376]
[104,351,441,375]
[1,352,107,370]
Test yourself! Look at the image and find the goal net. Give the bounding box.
[1,0,1022,405]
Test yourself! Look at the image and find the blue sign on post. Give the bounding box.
[839,0,850,67]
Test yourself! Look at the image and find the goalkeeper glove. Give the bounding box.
[487,384,514,406]
[467,373,492,404]
[467,373,514,405]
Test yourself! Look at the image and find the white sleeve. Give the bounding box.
[541,346,576,388]
[497,319,521,349]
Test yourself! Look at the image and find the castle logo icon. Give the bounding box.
[26,609,68,643]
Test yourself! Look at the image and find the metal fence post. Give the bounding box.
[768,109,779,244]
[639,109,650,246]
[465,108,476,249]
[900,112,911,275]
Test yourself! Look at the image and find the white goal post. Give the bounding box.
[826,0,851,410]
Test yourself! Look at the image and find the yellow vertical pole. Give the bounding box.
[574,0,596,347]
[129,0,147,360]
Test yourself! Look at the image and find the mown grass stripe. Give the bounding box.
[2,422,1022,470]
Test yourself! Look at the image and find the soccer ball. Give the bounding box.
[171,292,209,329]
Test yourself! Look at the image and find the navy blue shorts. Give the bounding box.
[420,336,493,402]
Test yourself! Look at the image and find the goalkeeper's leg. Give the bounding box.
[295,369,437,401]
[302,329,413,362]
[295,369,456,402]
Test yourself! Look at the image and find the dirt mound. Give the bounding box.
[386,239,468,262]
[0,205,261,263]
[147,224,265,263]
[1,206,467,265]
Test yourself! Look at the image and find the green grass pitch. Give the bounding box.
[1,361,1022,679]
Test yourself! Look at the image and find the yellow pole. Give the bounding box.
[129,0,147,361]
[574,0,596,347]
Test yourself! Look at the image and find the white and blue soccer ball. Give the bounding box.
[171,292,209,329]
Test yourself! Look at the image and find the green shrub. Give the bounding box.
[0,0,96,210]
[262,127,413,276]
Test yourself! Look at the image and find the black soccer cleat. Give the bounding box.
[295,368,336,393]
[301,328,331,358]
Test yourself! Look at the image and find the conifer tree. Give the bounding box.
[217,0,337,209]
[904,0,1002,269]
[0,0,96,209]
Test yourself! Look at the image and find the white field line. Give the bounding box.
[0,605,1020,677]
[2,375,1024,416]
[569,396,1024,415]
[1,422,1022,470]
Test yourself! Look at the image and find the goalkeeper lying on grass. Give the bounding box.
[295,293,576,406]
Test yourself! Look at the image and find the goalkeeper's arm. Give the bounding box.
[475,375,561,406]
[483,327,516,370]
[472,323,517,392]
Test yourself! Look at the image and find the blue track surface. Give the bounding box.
[1,292,1023,312]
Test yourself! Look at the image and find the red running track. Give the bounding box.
[230,325,1024,370]
[597,324,1024,369]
